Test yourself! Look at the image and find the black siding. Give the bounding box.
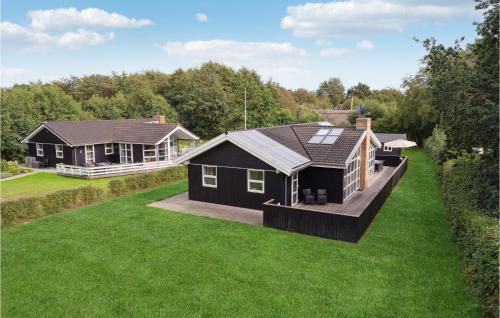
[376,142,401,157]
[28,143,74,166]
[190,141,274,170]
[74,146,86,166]
[375,155,401,167]
[188,164,286,210]
[27,127,66,144]
[94,144,107,163]
[298,167,344,204]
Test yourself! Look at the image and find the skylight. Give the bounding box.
[307,127,344,144]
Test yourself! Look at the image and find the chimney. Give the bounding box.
[152,115,165,124]
[356,117,371,190]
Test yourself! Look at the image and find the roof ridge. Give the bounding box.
[290,125,313,160]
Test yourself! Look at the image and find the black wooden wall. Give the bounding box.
[27,127,66,144]
[188,141,286,210]
[298,166,344,204]
[28,143,74,166]
[376,142,401,157]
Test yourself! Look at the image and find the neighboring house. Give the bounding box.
[374,133,407,157]
[22,115,198,177]
[177,118,383,210]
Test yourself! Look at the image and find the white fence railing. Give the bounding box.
[56,160,179,179]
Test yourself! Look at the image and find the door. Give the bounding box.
[291,172,298,206]
[119,143,133,163]
[85,145,94,166]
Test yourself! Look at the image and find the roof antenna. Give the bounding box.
[244,87,247,130]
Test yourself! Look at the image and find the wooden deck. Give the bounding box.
[263,157,408,242]
[294,165,396,217]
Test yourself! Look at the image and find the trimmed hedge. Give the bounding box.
[1,186,104,226]
[440,156,499,317]
[1,166,188,227]
[108,165,187,196]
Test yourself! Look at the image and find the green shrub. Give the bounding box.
[424,126,447,164]
[440,156,499,316]
[1,186,104,226]
[109,179,127,196]
[0,160,21,176]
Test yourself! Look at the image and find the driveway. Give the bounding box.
[149,192,263,226]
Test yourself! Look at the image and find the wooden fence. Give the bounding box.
[56,161,179,179]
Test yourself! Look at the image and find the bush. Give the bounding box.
[424,126,447,164]
[440,156,499,316]
[0,160,21,176]
[1,186,104,226]
[108,165,187,196]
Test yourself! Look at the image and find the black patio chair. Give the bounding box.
[38,157,49,168]
[316,188,328,205]
[302,188,315,205]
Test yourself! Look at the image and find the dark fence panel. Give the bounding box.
[263,201,358,242]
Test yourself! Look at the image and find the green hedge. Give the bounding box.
[1,186,104,226]
[108,165,187,196]
[441,157,499,316]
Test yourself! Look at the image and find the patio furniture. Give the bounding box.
[375,160,384,172]
[316,188,328,205]
[38,158,49,168]
[302,188,315,205]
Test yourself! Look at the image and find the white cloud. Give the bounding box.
[357,40,375,50]
[1,67,32,77]
[0,22,114,51]
[196,13,208,22]
[28,7,153,30]
[319,47,350,57]
[281,0,473,37]
[159,39,308,83]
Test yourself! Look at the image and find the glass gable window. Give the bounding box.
[343,148,360,201]
[158,142,168,161]
[247,169,265,193]
[369,145,376,177]
[119,143,133,164]
[202,165,217,188]
[55,145,64,159]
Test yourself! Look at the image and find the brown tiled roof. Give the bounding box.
[257,123,365,167]
[43,119,182,145]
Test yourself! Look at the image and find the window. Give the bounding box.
[291,172,298,205]
[158,142,168,161]
[143,145,157,162]
[343,148,360,201]
[307,127,344,144]
[383,145,392,152]
[202,165,217,188]
[36,143,44,156]
[119,143,133,164]
[368,145,376,177]
[169,137,178,159]
[85,145,94,165]
[55,145,64,159]
[247,169,265,193]
[105,143,114,155]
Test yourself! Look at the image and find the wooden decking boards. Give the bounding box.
[294,165,397,217]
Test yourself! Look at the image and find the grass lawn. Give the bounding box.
[1,149,479,317]
[0,172,128,201]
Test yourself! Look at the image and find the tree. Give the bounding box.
[316,77,345,107]
[347,82,371,99]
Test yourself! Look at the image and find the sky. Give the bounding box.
[1,0,481,90]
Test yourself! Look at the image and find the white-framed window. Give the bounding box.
[143,145,157,162]
[368,145,376,177]
[202,165,217,188]
[55,145,64,159]
[158,142,168,161]
[119,143,133,164]
[383,145,392,152]
[105,143,114,155]
[36,143,44,156]
[85,145,95,166]
[291,172,298,205]
[247,169,265,193]
[343,148,360,201]
[169,137,178,159]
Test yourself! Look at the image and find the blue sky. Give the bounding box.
[1,0,480,90]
